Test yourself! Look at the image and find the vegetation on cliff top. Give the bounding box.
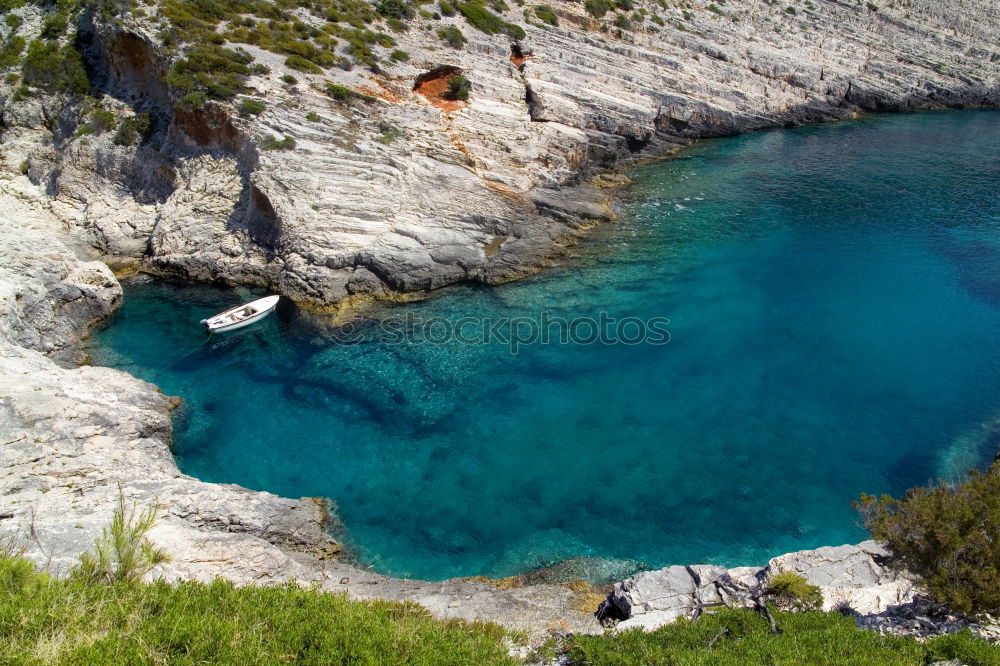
[3,484,999,665]
[0,554,517,665]
[4,551,998,665]
[563,609,1000,666]
[2,0,89,98]
[457,0,526,39]
[855,461,1000,615]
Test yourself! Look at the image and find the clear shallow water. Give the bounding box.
[90,110,1000,581]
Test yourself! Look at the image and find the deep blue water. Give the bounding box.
[90,110,1000,582]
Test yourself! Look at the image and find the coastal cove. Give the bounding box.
[86,110,1000,583]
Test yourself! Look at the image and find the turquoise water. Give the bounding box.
[90,110,1000,582]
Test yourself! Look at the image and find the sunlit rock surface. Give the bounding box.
[0,0,998,641]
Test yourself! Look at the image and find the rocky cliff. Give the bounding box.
[1,0,999,644]
[2,0,998,309]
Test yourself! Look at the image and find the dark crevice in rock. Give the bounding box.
[242,184,283,256]
[524,82,546,121]
[413,65,462,91]
[82,13,173,134]
[624,134,650,153]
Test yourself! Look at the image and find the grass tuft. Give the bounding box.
[567,607,1000,666]
[0,554,517,664]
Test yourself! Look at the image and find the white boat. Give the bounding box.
[200,295,279,333]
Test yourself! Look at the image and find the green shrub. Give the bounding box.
[785,5,796,13]
[0,0,26,11]
[378,122,404,144]
[179,91,207,109]
[261,134,296,150]
[438,24,467,48]
[534,4,557,25]
[0,34,26,69]
[70,488,168,584]
[764,572,823,611]
[376,0,414,19]
[390,48,409,61]
[457,1,524,39]
[325,82,374,104]
[305,111,320,121]
[238,97,266,117]
[112,112,151,146]
[86,108,117,134]
[613,12,632,29]
[21,39,89,95]
[285,54,323,73]
[386,16,408,31]
[855,462,1000,614]
[0,551,41,593]
[866,1,878,9]
[708,3,723,14]
[0,553,516,664]
[326,82,357,103]
[585,0,612,18]
[40,12,68,39]
[566,607,995,666]
[281,73,298,84]
[166,44,251,100]
[439,0,456,15]
[339,28,379,65]
[445,73,470,101]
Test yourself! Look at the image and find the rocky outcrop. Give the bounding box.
[601,541,917,633]
[1,0,999,645]
[0,214,992,641]
[0,213,605,637]
[2,0,998,310]
[768,541,915,614]
[597,541,995,641]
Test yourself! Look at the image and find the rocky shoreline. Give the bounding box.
[1,0,999,646]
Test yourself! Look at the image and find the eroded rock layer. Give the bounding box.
[0,0,998,642]
[2,0,998,308]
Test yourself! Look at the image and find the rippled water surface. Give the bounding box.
[91,111,1000,581]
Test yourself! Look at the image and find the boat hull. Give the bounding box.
[202,295,279,333]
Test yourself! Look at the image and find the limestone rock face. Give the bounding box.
[0,222,122,364]
[2,0,997,309]
[0,210,335,582]
[0,0,998,643]
[0,212,605,637]
[768,540,916,614]
[603,542,916,633]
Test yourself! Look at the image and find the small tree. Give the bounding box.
[535,4,558,25]
[437,25,468,49]
[855,462,1000,614]
[765,572,823,611]
[445,74,471,101]
[113,112,151,146]
[238,97,266,118]
[71,487,169,585]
